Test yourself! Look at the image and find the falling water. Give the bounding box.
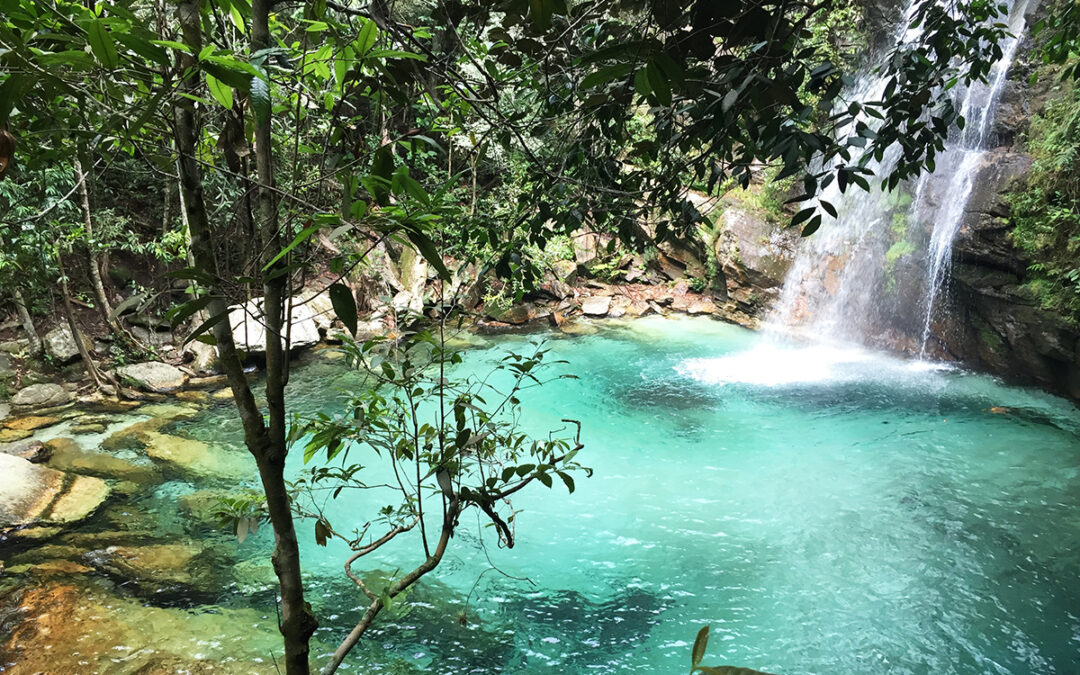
[769,0,1030,356]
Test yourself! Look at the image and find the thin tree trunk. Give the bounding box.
[55,252,103,389]
[172,3,316,673]
[11,288,42,355]
[74,154,116,328]
[251,3,315,672]
[319,497,460,675]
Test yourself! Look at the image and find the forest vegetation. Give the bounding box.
[1,0,1079,673]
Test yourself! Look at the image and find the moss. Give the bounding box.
[1006,74,1080,322]
[885,239,916,263]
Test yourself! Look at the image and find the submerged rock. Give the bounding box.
[136,402,201,420]
[11,383,71,408]
[86,542,220,597]
[1,581,278,673]
[116,361,189,392]
[70,421,108,434]
[175,389,210,404]
[144,432,252,480]
[45,437,162,485]
[0,453,110,527]
[101,417,172,451]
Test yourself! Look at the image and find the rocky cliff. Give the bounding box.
[934,13,1080,401]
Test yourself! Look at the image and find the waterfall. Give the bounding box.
[768,0,1030,357]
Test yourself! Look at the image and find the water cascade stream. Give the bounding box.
[769,0,1030,355]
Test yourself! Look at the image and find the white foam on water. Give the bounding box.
[676,343,952,388]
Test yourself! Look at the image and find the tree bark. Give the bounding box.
[55,253,104,389]
[73,154,116,329]
[11,288,42,355]
[172,2,316,673]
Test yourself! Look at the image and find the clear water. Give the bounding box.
[181,316,1080,674]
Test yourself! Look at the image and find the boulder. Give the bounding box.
[294,287,340,333]
[12,383,71,408]
[183,340,220,375]
[43,326,92,365]
[227,296,321,353]
[46,437,162,485]
[4,415,61,431]
[0,402,8,422]
[0,438,50,462]
[581,295,612,316]
[0,338,29,354]
[0,453,111,527]
[487,302,551,325]
[116,361,189,393]
[0,353,13,379]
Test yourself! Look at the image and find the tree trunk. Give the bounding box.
[172,2,316,673]
[11,288,42,355]
[250,3,315,672]
[55,253,103,389]
[74,154,116,328]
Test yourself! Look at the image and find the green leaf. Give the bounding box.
[86,19,119,69]
[168,295,215,328]
[633,68,652,99]
[251,75,270,124]
[328,283,357,338]
[206,73,234,109]
[405,228,451,281]
[181,309,231,347]
[691,625,710,668]
[113,32,170,66]
[355,18,377,56]
[580,63,634,90]
[790,207,815,228]
[152,39,193,54]
[263,224,319,270]
[646,61,671,106]
[801,215,822,237]
[108,292,149,321]
[557,471,575,493]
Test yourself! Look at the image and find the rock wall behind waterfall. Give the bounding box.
[933,14,1080,401]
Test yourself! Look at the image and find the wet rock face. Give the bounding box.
[936,150,1080,400]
